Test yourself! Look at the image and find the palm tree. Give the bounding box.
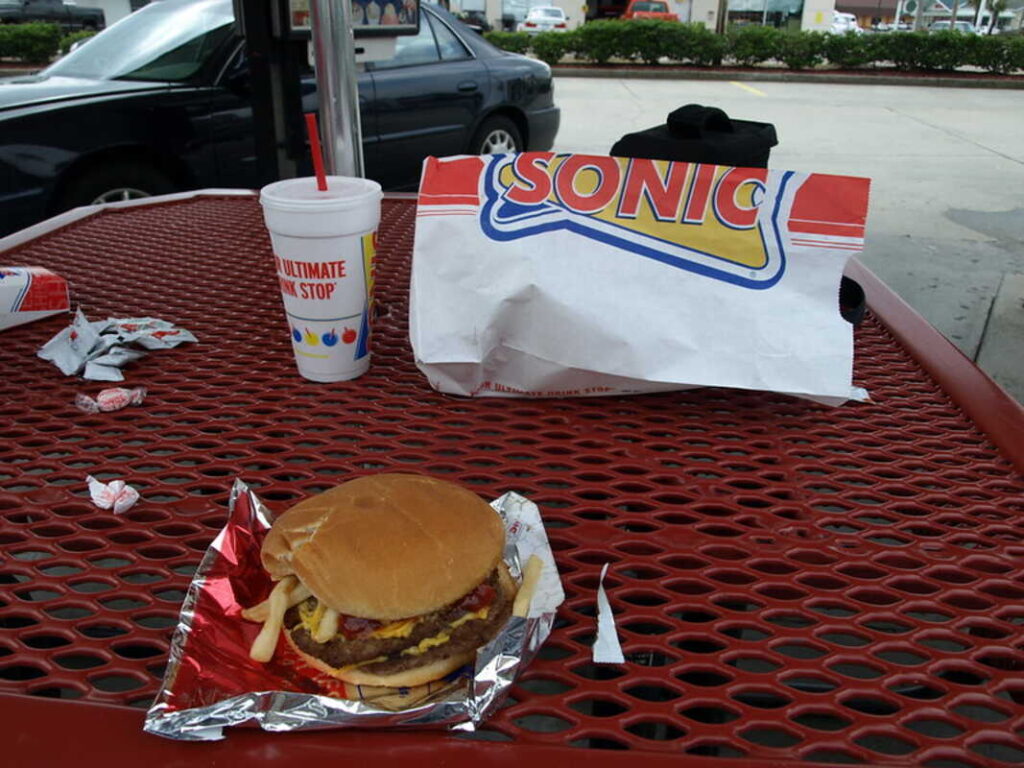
[985,0,1009,32]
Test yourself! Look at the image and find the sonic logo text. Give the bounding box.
[416,153,868,291]
[504,154,765,231]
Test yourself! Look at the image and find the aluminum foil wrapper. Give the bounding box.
[144,479,564,741]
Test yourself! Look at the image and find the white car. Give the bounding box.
[929,20,978,33]
[831,11,864,34]
[517,6,568,33]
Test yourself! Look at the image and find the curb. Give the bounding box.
[552,66,1024,90]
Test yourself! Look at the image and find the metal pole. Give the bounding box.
[761,0,769,26]
[309,0,364,178]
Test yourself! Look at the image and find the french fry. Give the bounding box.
[513,555,543,618]
[241,583,312,622]
[249,576,296,662]
[314,607,339,643]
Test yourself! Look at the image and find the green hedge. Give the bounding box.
[0,22,61,65]
[485,21,1024,75]
[59,29,97,55]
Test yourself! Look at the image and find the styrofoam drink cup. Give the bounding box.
[260,176,382,382]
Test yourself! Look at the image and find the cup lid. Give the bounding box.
[260,176,382,212]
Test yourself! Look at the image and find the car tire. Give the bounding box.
[471,116,522,155]
[57,160,176,211]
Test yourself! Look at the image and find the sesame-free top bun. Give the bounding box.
[261,473,505,620]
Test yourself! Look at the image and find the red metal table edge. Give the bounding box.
[846,258,1024,475]
[1,693,889,768]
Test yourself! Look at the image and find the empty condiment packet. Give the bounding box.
[76,387,147,414]
[86,475,140,515]
[592,562,624,664]
[37,308,103,375]
[37,310,196,380]
[108,318,198,349]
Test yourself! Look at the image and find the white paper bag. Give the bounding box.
[410,153,870,402]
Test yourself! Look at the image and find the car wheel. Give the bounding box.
[471,116,522,155]
[57,160,176,211]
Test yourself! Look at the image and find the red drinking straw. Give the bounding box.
[305,113,328,191]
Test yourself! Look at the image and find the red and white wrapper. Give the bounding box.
[0,266,69,331]
[76,387,147,414]
[144,479,564,741]
[86,476,140,515]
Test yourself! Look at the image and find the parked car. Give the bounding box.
[517,6,568,33]
[622,0,677,21]
[0,0,105,31]
[0,0,559,236]
[588,0,627,19]
[831,11,864,34]
[929,20,978,33]
[456,9,491,33]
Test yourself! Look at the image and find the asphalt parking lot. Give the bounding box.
[551,77,1024,403]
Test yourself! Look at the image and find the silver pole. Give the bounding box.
[309,0,364,178]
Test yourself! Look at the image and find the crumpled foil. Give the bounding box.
[144,479,565,741]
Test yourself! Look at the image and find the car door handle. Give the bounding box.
[457,81,479,92]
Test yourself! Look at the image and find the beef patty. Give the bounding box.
[286,567,512,672]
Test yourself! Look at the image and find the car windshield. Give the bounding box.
[44,0,234,82]
[531,8,564,18]
[634,2,669,11]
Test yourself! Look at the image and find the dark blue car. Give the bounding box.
[0,0,560,236]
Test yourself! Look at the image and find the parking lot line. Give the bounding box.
[730,81,766,97]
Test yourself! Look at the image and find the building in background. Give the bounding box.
[688,0,835,29]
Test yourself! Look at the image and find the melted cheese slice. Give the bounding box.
[298,600,326,635]
[297,600,489,648]
[402,606,490,657]
[374,618,417,639]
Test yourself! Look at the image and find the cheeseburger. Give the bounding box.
[243,473,518,688]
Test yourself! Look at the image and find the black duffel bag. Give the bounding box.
[611,104,778,169]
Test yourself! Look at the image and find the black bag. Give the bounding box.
[610,104,865,325]
[610,104,778,169]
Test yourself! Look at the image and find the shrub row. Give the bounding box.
[59,30,97,55]
[0,23,62,65]
[485,21,1024,75]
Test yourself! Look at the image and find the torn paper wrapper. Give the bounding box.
[593,562,624,664]
[87,476,140,515]
[38,310,197,380]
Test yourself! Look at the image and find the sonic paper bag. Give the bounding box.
[409,153,870,402]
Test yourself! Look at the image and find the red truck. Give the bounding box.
[622,0,678,21]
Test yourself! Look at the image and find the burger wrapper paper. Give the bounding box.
[143,479,565,741]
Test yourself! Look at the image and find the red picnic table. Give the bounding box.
[1,193,1023,767]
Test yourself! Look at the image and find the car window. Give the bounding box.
[429,14,470,62]
[537,8,564,17]
[371,15,440,70]
[45,0,234,82]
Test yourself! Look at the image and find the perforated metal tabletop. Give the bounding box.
[1,194,1023,766]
